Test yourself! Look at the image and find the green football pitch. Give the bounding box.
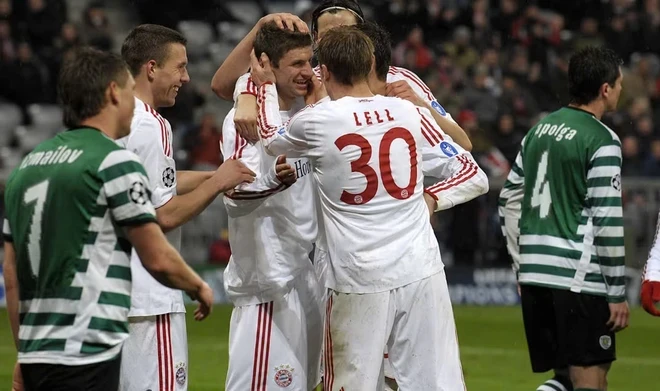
[0,306,658,390]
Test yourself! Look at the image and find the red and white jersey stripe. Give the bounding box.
[257,84,489,293]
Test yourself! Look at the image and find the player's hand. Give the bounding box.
[234,94,259,144]
[423,192,435,217]
[250,50,276,87]
[215,159,256,193]
[606,301,630,332]
[305,75,327,106]
[12,361,23,391]
[386,81,426,107]
[258,13,309,33]
[189,282,213,321]
[641,280,660,316]
[275,155,296,186]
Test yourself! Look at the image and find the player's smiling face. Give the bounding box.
[273,46,313,102]
[154,43,190,108]
[316,10,359,43]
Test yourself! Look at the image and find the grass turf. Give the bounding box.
[0,305,657,390]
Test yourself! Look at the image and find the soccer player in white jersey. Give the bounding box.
[116,25,255,391]
[212,0,472,152]
[3,47,213,391]
[251,26,489,390]
[220,22,324,391]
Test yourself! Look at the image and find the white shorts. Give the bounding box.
[324,271,466,391]
[120,313,188,391]
[226,267,324,390]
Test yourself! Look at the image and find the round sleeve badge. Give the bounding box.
[162,167,175,188]
[128,181,147,205]
[439,141,459,157]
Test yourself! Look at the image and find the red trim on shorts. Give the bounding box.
[251,302,274,391]
[157,315,164,391]
[324,295,335,391]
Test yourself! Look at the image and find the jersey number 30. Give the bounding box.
[335,127,418,205]
[23,180,49,277]
[531,151,552,218]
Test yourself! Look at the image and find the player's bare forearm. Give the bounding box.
[428,107,472,151]
[3,242,20,350]
[211,27,259,100]
[176,170,213,195]
[156,179,221,232]
[126,223,205,293]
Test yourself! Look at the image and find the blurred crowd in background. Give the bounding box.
[1,0,660,269]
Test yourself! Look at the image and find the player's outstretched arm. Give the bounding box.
[210,13,308,101]
[125,222,213,320]
[176,170,213,195]
[498,147,526,276]
[156,160,256,231]
[417,107,488,211]
[386,78,472,151]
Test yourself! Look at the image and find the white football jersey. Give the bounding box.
[644,213,660,282]
[116,97,185,316]
[221,107,318,306]
[257,84,489,293]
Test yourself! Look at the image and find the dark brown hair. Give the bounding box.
[121,24,187,77]
[253,21,313,67]
[317,26,373,86]
[58,47,129,128]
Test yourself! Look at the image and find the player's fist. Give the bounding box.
[215,159,256,193]
[258,13,309,33]
[189,282,213,321]
[275,155,297,186]
[12,362,23,391]
[641,280,660,316]
[386,81,425,107]
[250,50,276,87]
[234,94,259,144]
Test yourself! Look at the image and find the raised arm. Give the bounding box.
[387,75,472,151]
[417,107,488,211]
[211,13,309,101]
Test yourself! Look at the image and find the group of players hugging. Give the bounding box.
[4,1,660,391]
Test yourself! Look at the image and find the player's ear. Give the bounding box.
[600,81,611,99]
[145,59,157,82]
[108,81,120,106]
[321,65,330,83]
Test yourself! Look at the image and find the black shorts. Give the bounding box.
[520,284,616,373]
[21,354,120,391]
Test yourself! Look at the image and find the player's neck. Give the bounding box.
[328,81,374,100]
[279,95,294,111]
[568,102,605,120]
[368,74,387,95]
[133,78,157,109]
[80,113,120,140]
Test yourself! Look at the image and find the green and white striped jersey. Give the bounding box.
[2,127,157,365]
[498,107,625,303]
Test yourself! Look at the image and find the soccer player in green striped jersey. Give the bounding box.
[2,47,214,391]
[499,46,630,391]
